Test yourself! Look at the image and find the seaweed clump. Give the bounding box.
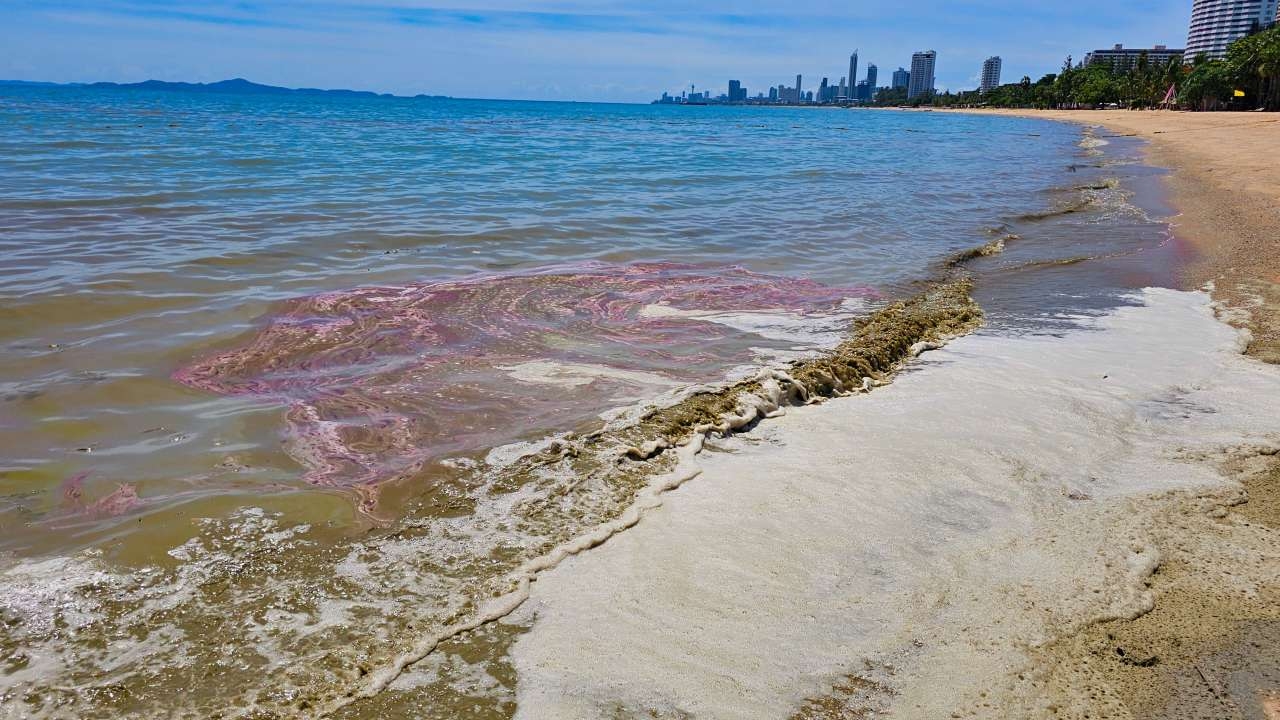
[790,279,981,394]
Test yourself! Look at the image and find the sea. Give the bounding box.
[0,86,1192,718]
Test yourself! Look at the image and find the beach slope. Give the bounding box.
[952,109,1280,363]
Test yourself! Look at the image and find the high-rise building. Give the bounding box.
[818,77,829,102]
[728,79,746,102]
[838,76,848,100]
[1186,0,1276,60]
[795,74,803,103]
[775,83,804,104]
[980,56,1002,93]
[907,51,937,100]
[848,52,859,99]
[892,68,910,89]
[769,86,778,102]
[855,80,871,102]
[865,64,878,93]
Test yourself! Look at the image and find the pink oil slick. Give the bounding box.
[175,263,875,509]
[60,471,143,518]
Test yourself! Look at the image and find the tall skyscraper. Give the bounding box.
[1186,0,1276,60]
[848,52,859,99]
[907,51,937,100]
[865,64,878,92]
[838,76,848,100]
[728,79,742,102]
[980,56,1002,93]
[892,68,910,89]
[795,74,803,103]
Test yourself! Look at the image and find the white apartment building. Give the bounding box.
[980,56,1002,93]
[1186,0,1277,60]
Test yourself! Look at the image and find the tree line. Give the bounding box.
[873,24,1280,111]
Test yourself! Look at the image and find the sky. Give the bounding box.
[1,1,1194,103]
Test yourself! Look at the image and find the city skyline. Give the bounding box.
[2,0,1199,103]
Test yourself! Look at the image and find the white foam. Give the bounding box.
[508,287,1280,719]
[638,304,860,349]
[498,360,682,389]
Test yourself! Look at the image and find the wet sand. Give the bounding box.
[946,109,1280,363]
[943,109,1280,719]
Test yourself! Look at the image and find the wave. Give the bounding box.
[944,233,1012,268]
[3,264,983,718]
[320,277,982,715]
[1015,197,1093,222]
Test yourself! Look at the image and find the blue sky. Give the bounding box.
[1,1,1193,102]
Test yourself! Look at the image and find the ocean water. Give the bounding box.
[0,86,1188,718]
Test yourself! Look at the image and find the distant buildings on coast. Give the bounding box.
[651,0,1280,107]
[652,48,936,106]
[1083,44,1184,70]
[906,51,937,100]
[980,57,1002,94]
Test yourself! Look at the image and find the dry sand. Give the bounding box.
[945,109,1280,720]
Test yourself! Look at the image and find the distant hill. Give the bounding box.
[0,77,449,100]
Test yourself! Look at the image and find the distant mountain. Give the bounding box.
[0,79,75,87]
[0,77,450,100]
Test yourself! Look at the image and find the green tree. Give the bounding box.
[1181,60,1234,110]
[1074,63,1119,106]
[1226,24,1280,109]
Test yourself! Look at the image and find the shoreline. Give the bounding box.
[942,108,1280,719]
[937,109,1280,363]
[506,285,1280,720]
[498,111,1280,720]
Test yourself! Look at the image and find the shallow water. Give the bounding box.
[0,87,1188,717]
